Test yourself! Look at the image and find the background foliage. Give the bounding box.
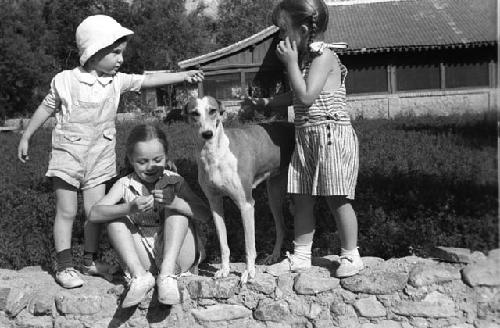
[0,0,273,120]
[0,113,497,270]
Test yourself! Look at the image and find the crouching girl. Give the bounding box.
[89,123,210,307]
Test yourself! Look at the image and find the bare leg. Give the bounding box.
[107,218,149,278]
[159,213,190,276]
[82,184,106,253]
[264,194,315,276]
[293,194,316,244]
[325,196,358,250]
[326,196,362,277]
[157,213,198,305]
[264,174,287,264]
[53,178,77,253]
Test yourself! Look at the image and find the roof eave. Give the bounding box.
[344,41,497,54]
[178,26,279,69]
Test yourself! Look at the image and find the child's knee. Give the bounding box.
[107,218,133,233]
[55,207,77,221]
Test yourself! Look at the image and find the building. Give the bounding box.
[177,0,497,118]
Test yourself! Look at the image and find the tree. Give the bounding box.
[215,0,278,47]
[0,0,58,118]
[125,0,216,72]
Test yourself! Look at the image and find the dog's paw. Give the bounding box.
[214,267,230,279]
[262,253,281,265]
[240,268,256,284]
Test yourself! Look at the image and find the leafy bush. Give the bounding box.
[0,114,497,270]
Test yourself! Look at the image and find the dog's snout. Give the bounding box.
[201,130,214,140]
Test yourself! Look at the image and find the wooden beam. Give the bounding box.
[440,62,446,90]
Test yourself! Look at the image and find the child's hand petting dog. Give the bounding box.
[184,70,204,84]
[241,96,270,119]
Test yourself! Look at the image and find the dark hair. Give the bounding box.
[272,0,329,63]
[121,123,169,176]
[84,36,130,69]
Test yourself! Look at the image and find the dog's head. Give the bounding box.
[183,96,225,140]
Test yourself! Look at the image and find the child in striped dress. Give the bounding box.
[248,0,363,278]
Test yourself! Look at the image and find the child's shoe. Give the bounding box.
[55,267,84,289]
[80,261,117,281]
[336,254,364,278]
[157,274,180,305]
[265,252,311,277]
[121,272,155,308]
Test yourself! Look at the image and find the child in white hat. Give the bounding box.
[17,15,204,289]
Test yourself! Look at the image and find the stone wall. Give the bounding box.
[347,88,497,119]
[1,247,499,328]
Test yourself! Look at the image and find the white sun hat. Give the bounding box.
[76,15,134,66]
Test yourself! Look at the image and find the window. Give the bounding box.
[203,73,242,100]
[346,66,388,94]
[396,64,440,91]
[445,62,489,88]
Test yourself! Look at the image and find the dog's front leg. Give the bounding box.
[239,200,256,284]
[208,195,231,278]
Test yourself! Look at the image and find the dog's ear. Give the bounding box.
[216,100,225,115]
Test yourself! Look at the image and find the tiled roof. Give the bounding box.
[327,0,496,53]
[179,0,496,67]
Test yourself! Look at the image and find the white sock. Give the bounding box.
[340,247,360,258]
[293,241,312,263]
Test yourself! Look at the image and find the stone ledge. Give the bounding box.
[0,247,499,328]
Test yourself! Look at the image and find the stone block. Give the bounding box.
[5,285,34,318]
[14,310,53,328]
[487,249,500,261]
[28,292,54,316]
[254,299,290,322]
[294,273,339,295]
[341,270,408,295]
[55,293,113,316]
[0,288,9,311]
[354,296,387,317]
[462,259,500,287]
[248,274,276,295]
[361,321,402,328]
[392,291,456,318]
[187,277,240,299]
[191,304,252,321]
[408,263,462,287]
[473,319,500,328]
[53,317,85,328]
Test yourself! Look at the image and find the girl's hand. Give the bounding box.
[152,186,176,205]
[184,70,204,84]
[276,37,298,66]
[17,137,29,163]
[131,195,154,213]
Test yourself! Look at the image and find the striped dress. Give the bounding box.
[288,43,359,198]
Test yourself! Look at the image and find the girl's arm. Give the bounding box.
[243,92,292,116]
[18,104,53,162]
[277,37,339,106]
[88,181,131,223]
[89,181,155,223]
[141,70,204,89]
[160,182,211,223]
